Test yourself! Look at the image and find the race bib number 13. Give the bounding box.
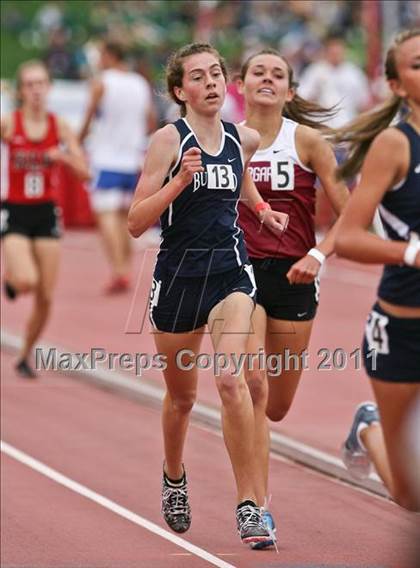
[207,164,237,191]
[24,172,45,198]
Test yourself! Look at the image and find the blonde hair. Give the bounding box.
[240,48,337,131]
[16,59,50,90]
[333,28,420,180]
[166,43,227,117]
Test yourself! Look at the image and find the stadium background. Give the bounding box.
[1,0,419,227]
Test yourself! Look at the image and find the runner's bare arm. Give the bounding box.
[1,115,12,140]
[78,78,104,143]
[128,125,203,237]
[238,124,289,233]
[301,126,349,257]
[45,118,90,180]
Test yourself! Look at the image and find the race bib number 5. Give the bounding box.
[24,172,45,198]
[271,158,294,191]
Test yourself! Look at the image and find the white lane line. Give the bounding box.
[1,441,236,568]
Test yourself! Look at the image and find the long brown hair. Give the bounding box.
[240,48,337,131]
[333,28,420,180]
[166,42,228,117]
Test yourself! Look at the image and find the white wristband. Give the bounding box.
[307,248,326,265]
[403,233,420,266]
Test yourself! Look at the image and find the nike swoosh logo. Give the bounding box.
[228,158,236,163]
[297,312,307,318]
[415,164,420,174]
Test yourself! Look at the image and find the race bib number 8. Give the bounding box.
[24,172,45,198]
[271,159,294,191]
[207,164,237,191]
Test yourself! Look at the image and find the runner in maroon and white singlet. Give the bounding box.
[237,49,350,546]
[1,60,89,378]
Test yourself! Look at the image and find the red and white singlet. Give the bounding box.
[3,110,60,204]
[239,117,317,259]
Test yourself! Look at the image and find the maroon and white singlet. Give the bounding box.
[239,117,317,259]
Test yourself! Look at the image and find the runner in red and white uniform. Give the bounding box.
[1,59,89,378]
[237,48,350,547]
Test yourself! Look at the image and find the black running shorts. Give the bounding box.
[362,302,420,383]
[0,201,62,239]
[250,257,319,321]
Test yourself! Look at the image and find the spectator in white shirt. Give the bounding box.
[299,33,371,128]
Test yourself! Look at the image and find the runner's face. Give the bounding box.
[325,40,345,66]
[19,66,50,109]
[175,52,226,116]
[241,54,294,111]
[392,35,420,105]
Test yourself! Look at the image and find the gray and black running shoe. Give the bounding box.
[161,469,191,533]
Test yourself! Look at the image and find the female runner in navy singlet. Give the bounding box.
[128,43,288,545]
[1,60,89,377]
[335,29,420,511]
[236,48,350,546]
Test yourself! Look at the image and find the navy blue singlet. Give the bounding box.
[378,121,420,307]
[156,118,249,277]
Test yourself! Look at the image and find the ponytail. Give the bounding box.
[332,28,419,180]
[332,96,402,180]
[284,94,336,132]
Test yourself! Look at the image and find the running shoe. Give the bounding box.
[4,281,17,300]
[15,359,37,379]
[250,509,277,550]
[104,276,130,295]
[342,401,380,479]
[236,500,271,545]
[161,468,191,533]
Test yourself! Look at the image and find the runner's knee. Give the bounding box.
[216,370,247,405]
[14,274,38,293]
[170,394,196,415]
[246,369,267,406]
[266,400,292,422]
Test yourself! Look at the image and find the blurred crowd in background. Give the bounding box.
[1,0,419,231]
[2,0,420,127]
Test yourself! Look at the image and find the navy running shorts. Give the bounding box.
[250,257,319,321]
[362,302,420,383]
[149,263,257,333]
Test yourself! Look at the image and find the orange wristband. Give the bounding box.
[255,201,271,213]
